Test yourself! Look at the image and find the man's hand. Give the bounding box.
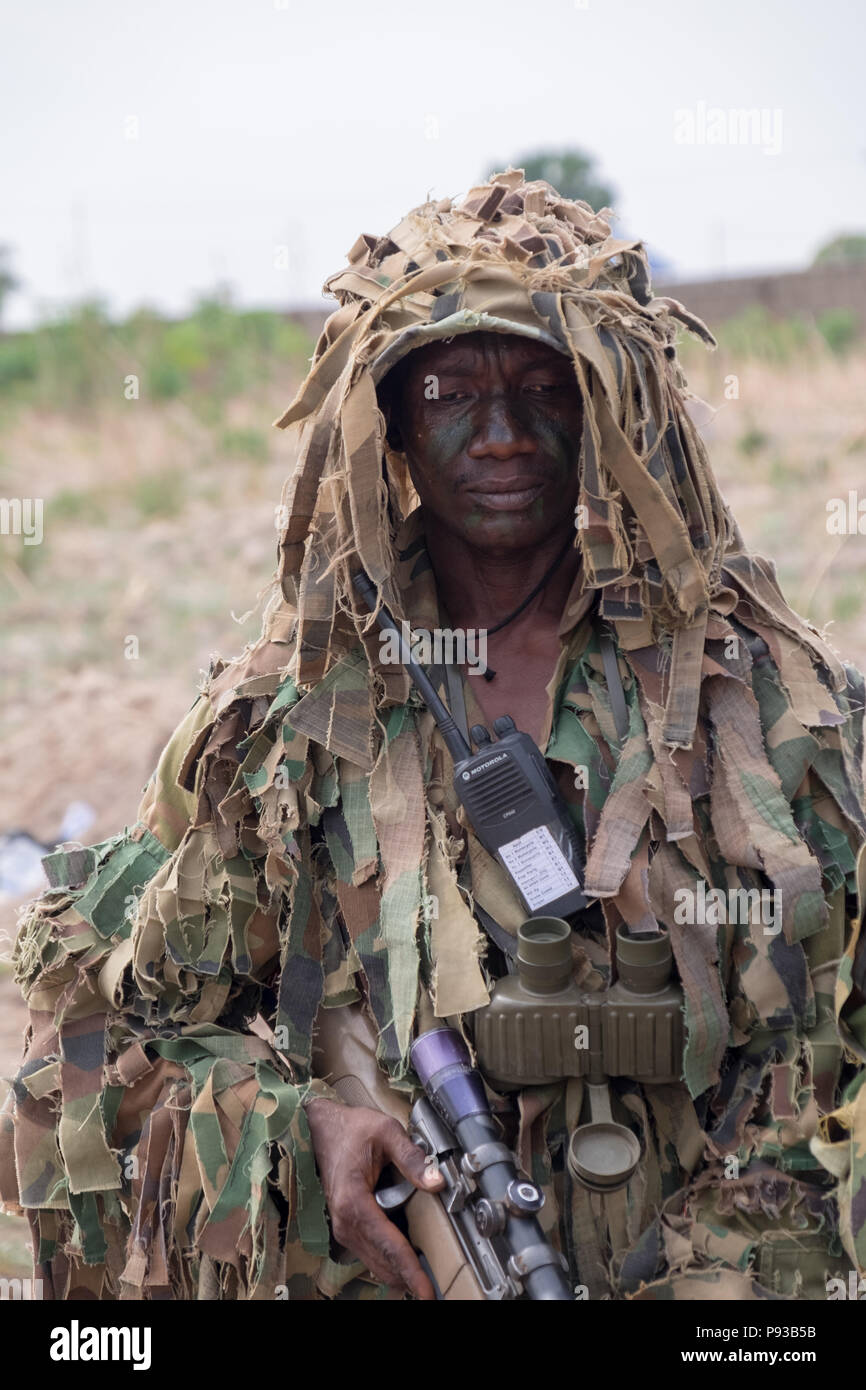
[305,1097,445,1300]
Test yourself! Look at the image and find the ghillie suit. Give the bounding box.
[2,171,865,1301]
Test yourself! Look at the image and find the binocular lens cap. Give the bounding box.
[567,1122,641,1191]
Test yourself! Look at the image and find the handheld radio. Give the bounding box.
[353,571,588,920]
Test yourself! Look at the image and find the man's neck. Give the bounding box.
[423,513,582,633]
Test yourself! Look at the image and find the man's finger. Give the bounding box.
[348,1187,436,1299]
[380,1120,445,1192]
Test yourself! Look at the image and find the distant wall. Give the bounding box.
[287,306,331,339]
[655,261,866,333]
[288,261,866,341]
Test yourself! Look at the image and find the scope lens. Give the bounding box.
[410,1028,489,1128]
[410,1028,470,1087]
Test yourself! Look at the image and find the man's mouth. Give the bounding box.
[465,476,547,510]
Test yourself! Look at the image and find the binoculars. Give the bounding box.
[473,917,684,1192]
[473,917,684,1091]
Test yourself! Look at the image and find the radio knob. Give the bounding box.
[470,724,491,746]
[492,715,516,737]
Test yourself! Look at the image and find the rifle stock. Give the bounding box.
[312,1003,487,1299]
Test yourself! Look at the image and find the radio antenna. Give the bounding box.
[353,570,472,765]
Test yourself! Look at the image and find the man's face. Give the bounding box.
[385,332,583,552]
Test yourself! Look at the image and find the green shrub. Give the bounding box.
[813,234,866,266]
[828,583,861,622]
[737,426,770,456]
[131,470,186,519]
[158,319,209,374]
[816,308,858,355]
[14,531,47,576]
[831,586,863,622]
[715,306,812,364]
[0,298,314,416]
[51,487,110,525]
[0,337,39,389]
[148,361,186,399]
[219,427,269,462]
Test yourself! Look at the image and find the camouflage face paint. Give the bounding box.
[393,333,582,550]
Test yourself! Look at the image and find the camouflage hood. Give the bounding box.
[264,167,845,749]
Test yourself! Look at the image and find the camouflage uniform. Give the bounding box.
[2,172,865,1300]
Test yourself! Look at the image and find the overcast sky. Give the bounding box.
[2,0,865,327]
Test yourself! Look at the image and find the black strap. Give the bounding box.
[457,859,518,972]
[484,534,575,637]
[424,657,514,968]
[599,630,629,746]
[425,642,472,745]
[443,660,471,748]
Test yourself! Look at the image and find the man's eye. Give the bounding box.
[437,390,469,403]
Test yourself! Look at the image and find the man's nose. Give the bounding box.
[466,395,536,460]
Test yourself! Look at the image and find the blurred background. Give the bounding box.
[1,0,865,1276]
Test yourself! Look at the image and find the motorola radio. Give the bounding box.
[353,571,588,920]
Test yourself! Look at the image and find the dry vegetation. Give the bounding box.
[684,344,866,655]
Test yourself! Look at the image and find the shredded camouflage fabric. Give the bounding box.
[1,171,865,1301]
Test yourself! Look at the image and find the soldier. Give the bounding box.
[2,170,865,1301]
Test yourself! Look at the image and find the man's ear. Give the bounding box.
[384,403,404,452]
[378,368,406,452]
